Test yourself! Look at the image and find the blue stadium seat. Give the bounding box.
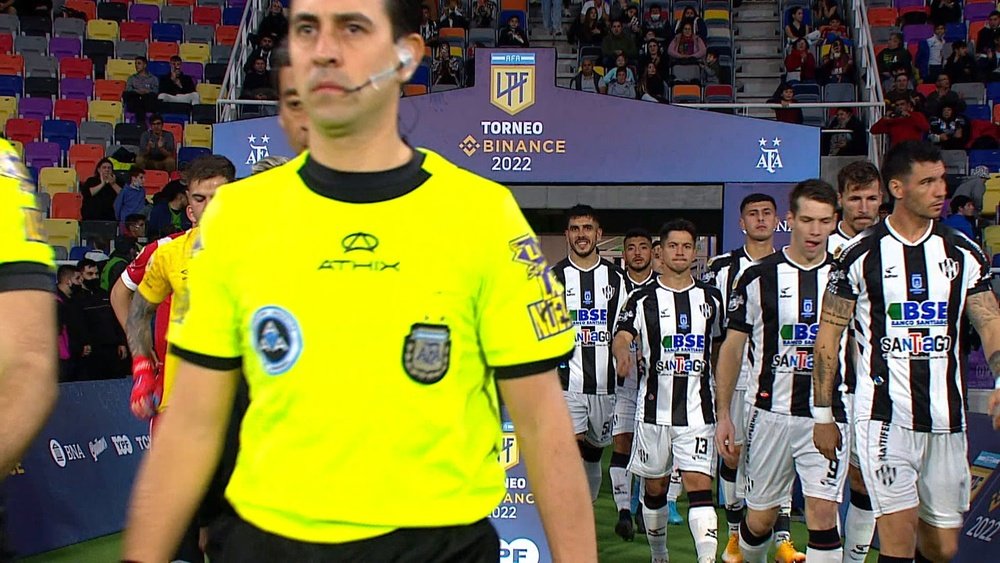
[147,60,170,77]
[0,74,22,97]
[498,10,527,29]
[409,64,431,87]
[42,119,78,153]
[69,246,92,261]
[966,104,992,121]
[944,23,967,43]
[969,150,1000,171]
[222,7,242,26]
[178,146,210,168]
[151,23,183,44]
[988,82,1000,105]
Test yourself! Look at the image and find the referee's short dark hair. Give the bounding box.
[623,227,653,245]
[659,219,697,243]
[566,204,599,228]
[837,161,881,195]
[881,141,943,191]
[184,155,237,185]
[739,193,777,214]
[386,1,423,40]
[789,179,838,214]
[57,264,78,282]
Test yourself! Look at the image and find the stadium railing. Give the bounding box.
[218,0,271,123]
[850,0,887,166]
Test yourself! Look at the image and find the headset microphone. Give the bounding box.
[342,47,414,93]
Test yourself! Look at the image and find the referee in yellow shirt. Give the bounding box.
[122,1,597,562]
[0,139,58,560]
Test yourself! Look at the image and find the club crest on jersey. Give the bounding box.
[678,314,690,331]
[583,290,593,306]
[699,303,713,318]
[802,299,815,318]
[601,285,616,300]
[251,306,302,376]
[910,274,925,295]
[938,258,960,281]
[402,324,451,384]
[728,294,744,312]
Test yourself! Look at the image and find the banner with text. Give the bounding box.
[4,380,149,556]
[957,413,1000,561]
[721,183,795,252]
[492,411,551,563]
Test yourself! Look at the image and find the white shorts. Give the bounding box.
[628,422,716,479]
[742,406,849,511]
[563,390,615,447]
[731,389,747,445]
[856,420,970,528]
[612,377,638,436]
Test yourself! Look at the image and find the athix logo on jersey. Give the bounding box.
[910,273,926,295]
[939,258,960,281]
[342,232,379,253]
[888,301,948,327]
[244,133,270,166]
[880,334,953,356]
[403,323,451,384]
[490,53,535,116]
[755,137,783,174]
[571,308,608,325]
[802,299,815,318]
[661,334,706,353]
[251,306,302,375]
[780,323,819,346]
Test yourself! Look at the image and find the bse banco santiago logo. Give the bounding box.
[245,133,271,166]
[756,137,784,174]
[491,53,536,116]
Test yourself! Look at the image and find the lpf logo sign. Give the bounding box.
[490,53,535,116]
[499,432,519,470]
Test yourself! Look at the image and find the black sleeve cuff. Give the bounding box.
[493,349,573,380]
[169,344,242,371]
[727,322,752,334]
[0,262,54,293]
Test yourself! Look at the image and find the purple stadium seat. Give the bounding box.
[24,141,61,169]
[903,23,933,43]
[181,61,203,83]
[894,0,924,10]
[60,77,93,100]
[49,37,82,61]
[129,4,160,25]
[18,97,52,121]
[966,3,995,22]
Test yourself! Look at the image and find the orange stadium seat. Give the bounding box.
[0,54,23,76]
[144,169,169,196]
[51,192,83,220]
[94,79,126,101]
[148,41,180,61]
[867,8,898,27]
[120,22,152,43]
[215,25,238,46]
[168,0,196,6]
[500,0,528,12]
[64,0,97,21]
[192,6,221,27]
[403,84,427,96]
[69,143,104,180]
[163,122,183,145]
[54,99,89,125]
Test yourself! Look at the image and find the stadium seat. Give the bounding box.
[83,38,115,68]
[144,169,169,194]
[162,5,192,25]
[954,82,986,105]
[181,61,204,83]
[24,77,58,98]
[55,99,89,124]
[19,16,51,37]
[114,123,143,146]
[104,59,135,82]
[88,100,123,125]
[222,6,242,25]
[117,41,148,61]
[941,150,969,175]
[402,84,427,96]
[192,6,221,26]
[177,146,209,167]
[183,123,212,148]
[0,33,11,55]
[24,54,58,80]
[191,104,214,124]
[867,7,898,26]
[204,63,226,84]
[39,169,79,196]
[43,120,77,152]
[0,96,15,129]
[97,1,128,22]
[146,61,169,79]
[179,43,210,63]
[169,0,197,6]
[162,122,183,144]
[824,82,856,102]
[134,0,164,5]
[119,22,152,43]
[210,44,232,64]
[184,24,214,44]
[53,17,87,40]
[129,4,161,25]
[94,79,126,101]
[148,41,181,61]
[60,57,94,80]
[24,142,61,170]
[0,14,17,36]
[671,84,701,103]
[43,219,80,249]
[0,75,20,98]
[966,3,995,21]
[215,25,237,46]
[50,37,83,61]
[152,23,183,44]
[18,97,52,122]
[967,104,992,121]
[0,54,23,76]
[5,118,42,145]
[15,35,47,58]
[65,0,98,20]
[69,143,104,176]
[196,82,220,104]
[87,20,120,42]
[78,120,113,146]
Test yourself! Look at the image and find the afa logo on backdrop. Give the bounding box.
[491,53,535,116]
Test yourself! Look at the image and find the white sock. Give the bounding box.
[806,547,843,563]
[584,460,602,503]
[688,505,718,562]
[666,468,682,502]
[739,521,771,563]
[773,501,792,544]
[720,470,743,534]
[643,500,669,559]
[609,465,632,512]
[843,495,875,562]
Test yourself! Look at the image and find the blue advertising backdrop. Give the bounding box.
[213,49,819,183]
[492,412,551,563]
[4,379,150,556]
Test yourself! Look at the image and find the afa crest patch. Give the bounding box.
[251,306,302,376]
[403,324,451,384]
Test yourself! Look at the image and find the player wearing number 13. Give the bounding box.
[613,220,723,563]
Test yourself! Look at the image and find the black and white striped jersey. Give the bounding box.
[827,223,854,255]
[728,249,849,421]
[703,246,770,391]
[620,270,659,394]
[828,223,860,395]
[616,279,724,426]
[553,257,629,395]
[828,220,991,433]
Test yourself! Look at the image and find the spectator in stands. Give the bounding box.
[75,258,128,380]
[114,166,147,231]
[55,265,83,382]
[122,214,146,244]
[675,6,708,40]
[945,40,978,83]
[942,195,978,239]
[136,115,177,172]
[124,56,159,129]
[246,33,277,74]
[582,0,611,23]
[472,0,497,29]
[498,14,529,47]
[571,58,602,93]
[419,4,438,40]
[439,0,468,28]
[930,0,962,25]
[607,66,637,99]
[926,24,948,82]
[642,38,668,78]
[101,235,139,293]
[147,181,191,237]
[814,0,841,27]
[257,0,288,45]
[638,61,667,102]
[540,0,562,35]
[571,7,606,46]
[599,53,635,92]
[81,158,122,222]
[981,35,1000,80]
[644,3,669,40]
[273,42,308,154]
[0,0,14,14]
[784,7,811,45]
[820,38,854,84]
[701,50,722,84]
[885,73,924,110]
[870,97,930,147]
[431,40,465,87]
[769,83,803,124]
[668,21,707,73]
[823,107,866,156]
[623,3,643,38]
[928,102,969,150]
[924,73,966,117]
[609,0,630,21]
[978,12,1000,56]
[877,33,912,79]
[601,19,637,67]
[158,56,200,106]
[817,15,848,47]
[784,38,817,83]
[242,56,278,100]
[954,165,990,212]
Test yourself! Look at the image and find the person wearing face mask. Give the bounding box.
[56,265,85,382]
[74,258,129,381]
[644,3,668,39]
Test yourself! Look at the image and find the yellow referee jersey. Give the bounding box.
[0,139,54,290]
[136,227,197,411]
[169,149,574,543]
